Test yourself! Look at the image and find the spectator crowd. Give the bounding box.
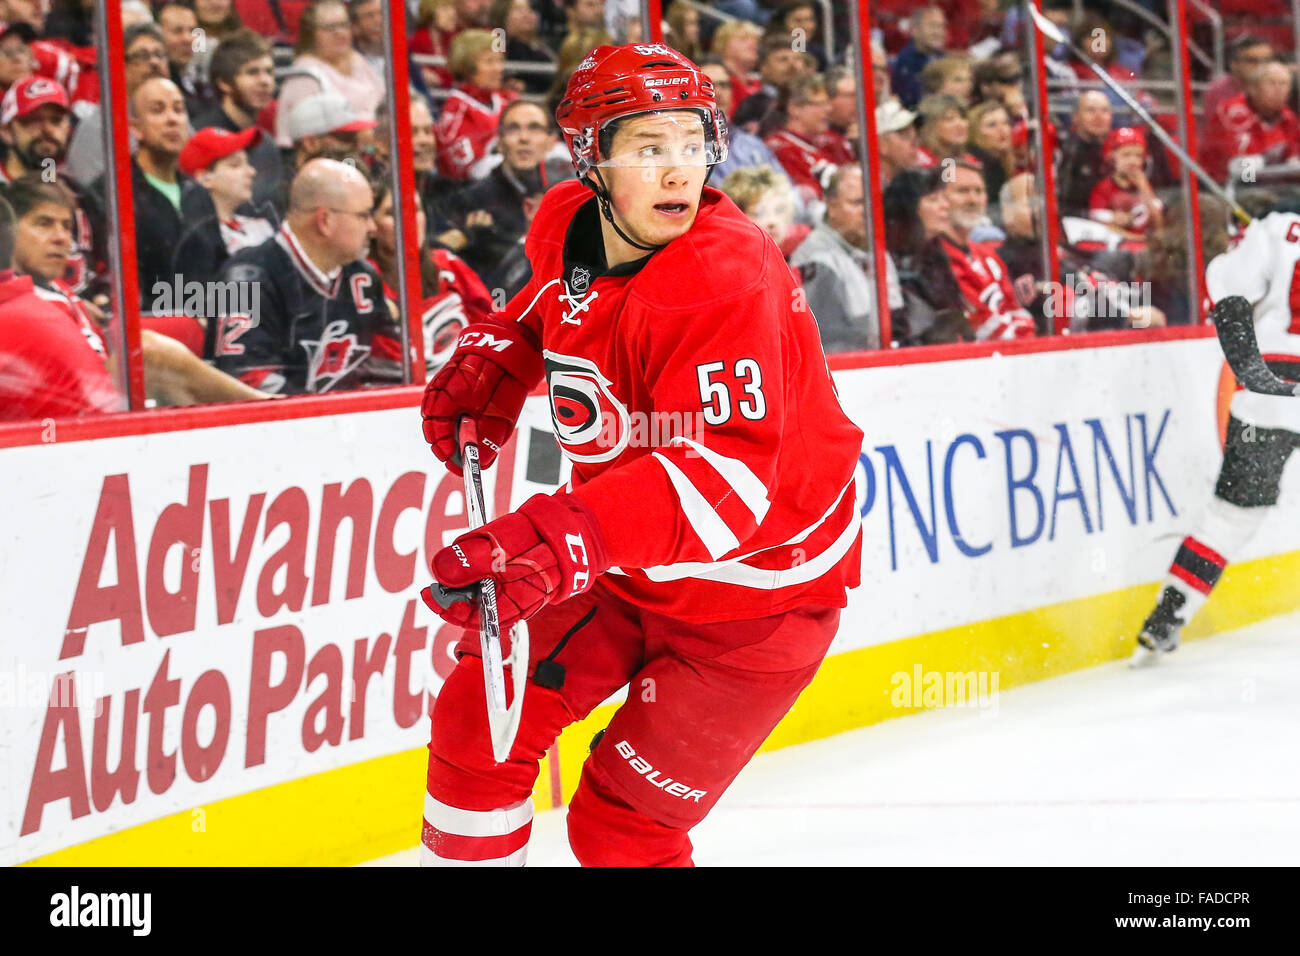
[2,0,1293,422]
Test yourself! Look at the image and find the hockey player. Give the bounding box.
[1132,207,1300,664]
[417,43,864,866]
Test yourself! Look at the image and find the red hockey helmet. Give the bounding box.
[1103,125,1146,161]
[555,43,728,177]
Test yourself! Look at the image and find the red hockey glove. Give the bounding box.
[421,319,544,475]
[421,493,611,632]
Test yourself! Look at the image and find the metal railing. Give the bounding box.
[1185,0,1224,77]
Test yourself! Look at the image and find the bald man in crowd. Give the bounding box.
[209,158,395,394]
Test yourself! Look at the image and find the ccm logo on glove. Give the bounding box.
[422,493,611,632]
[458,330,515,352]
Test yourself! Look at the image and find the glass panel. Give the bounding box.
[1046,1,1201,330]
[870,2,1052,346]
[701,0,885,353]
[93,0,415,404]
[0,0,129,421]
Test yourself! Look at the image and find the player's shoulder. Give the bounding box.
[633,187,777,308]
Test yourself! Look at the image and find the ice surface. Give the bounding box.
[362,610,1300,866]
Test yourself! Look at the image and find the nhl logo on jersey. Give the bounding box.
[569,266,592,293]
[544,350,630,463]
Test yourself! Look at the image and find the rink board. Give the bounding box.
[4,335,1299,866]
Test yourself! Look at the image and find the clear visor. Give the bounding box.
[595,109,724,169]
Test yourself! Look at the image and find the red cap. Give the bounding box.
[0,76,70,125]
[1103,125,1146,161]
[179,125,263,177]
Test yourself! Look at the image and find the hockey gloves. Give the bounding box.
[422,493,611,632]
[421,319,544,475]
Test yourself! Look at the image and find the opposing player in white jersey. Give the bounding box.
[1133,209,1300,663]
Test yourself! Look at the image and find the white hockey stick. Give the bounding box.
[1026,4,1252,225]
[458,418,529,764]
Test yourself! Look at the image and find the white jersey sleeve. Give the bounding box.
[1205,212,1300,432]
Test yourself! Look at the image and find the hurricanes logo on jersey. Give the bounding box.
[544,350,630,463]
[300,318,370,392]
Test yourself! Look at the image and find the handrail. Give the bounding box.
[1185,0,1224,76]
[1107,0,1214,76]
[410,52,557,76]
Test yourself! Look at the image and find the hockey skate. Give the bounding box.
[1129,586,1186,668]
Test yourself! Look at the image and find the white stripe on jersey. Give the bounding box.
[651,451,742,559]
[667,436,771,525]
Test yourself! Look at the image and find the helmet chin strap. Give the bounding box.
[587,167,668,254]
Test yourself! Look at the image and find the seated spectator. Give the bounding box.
[702,61,804,215]
[157,1,208,117]
[194,0,243,41]
[1204,34,1273,121]
[789,164,902,352]
[0,76,97,297]
[191,30,283,214]
[1055,89,1111,217]
[285,91,378,172]
[372,94,456,241]
[545,27,613,120]
[711,17,763,117]
[0,16,81,98]
[0,193,119,419]
[871,41,892,106]
[768,1,824,71]
[819,65,857,165]
[490,0,557,95]
[209,158,395,394]
[65,22,168,186]
[440,99,569,289]
[1203,60,1300,184]
[882,166,970,343]
[915,92,970,169]
[719,164,806,265]
[876,99,920,188]
[891,6,947,109]
[972,52,1022,111]
[0,180,265,413]
[84,77,224,311]
[276,0,385,149]
[1089,127,1162,243]
[173,126,276,288]
[966,99,1013,207]
[410,0,458,92]
[434,28,518,181]
[920,55,972,108]
[367,167,493,377]
[564,0,607,35]
[912,159,1035,340]
[765,73,835,203]
[665,1,703,64]
[349,0,387,77]
[731,33,803,135]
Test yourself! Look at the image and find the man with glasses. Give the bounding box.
[210,158,394,395]
[66,23,168,186]
[439,100,570,288]
[1205,35,1275,120]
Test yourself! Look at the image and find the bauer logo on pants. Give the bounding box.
[614,739,707,802]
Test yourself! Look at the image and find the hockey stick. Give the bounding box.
[458,418,529,763]
[1025,4,1252,226]
[1211,295,1300,396]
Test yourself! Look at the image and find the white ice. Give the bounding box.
[363,609,1300,866]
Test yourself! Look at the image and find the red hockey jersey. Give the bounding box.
[936,235,1036,340]
[764,127,835,200]
[434,85,518,181]
[497,179,864,622]
[1088,175,1161,234]
[1201,92,1300,182]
